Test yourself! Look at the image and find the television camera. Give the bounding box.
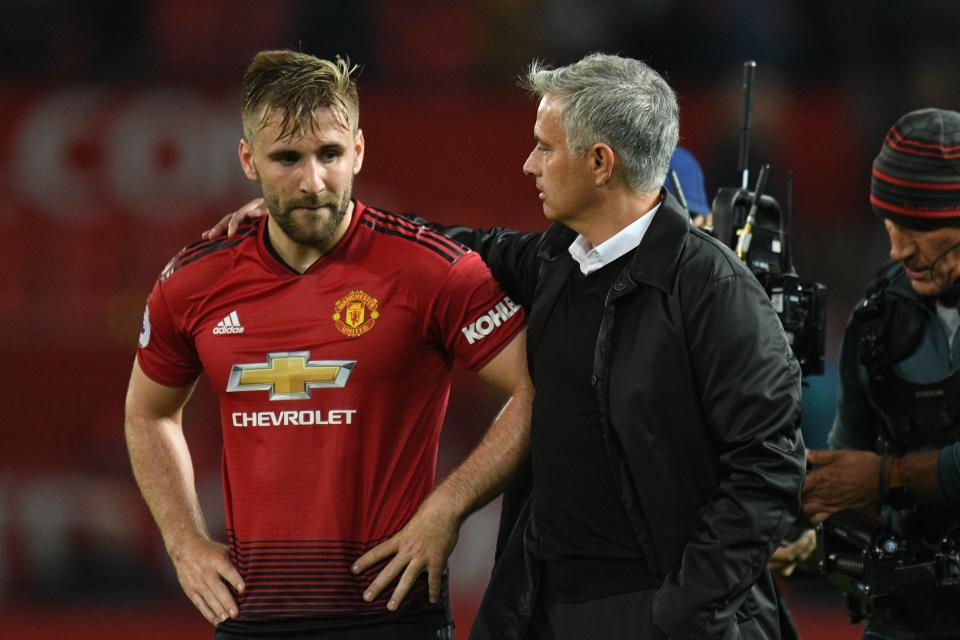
[672,61,826,376]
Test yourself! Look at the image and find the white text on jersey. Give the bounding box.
[214,310,245,335]
[461,297,521,344]
[231,410,357,428]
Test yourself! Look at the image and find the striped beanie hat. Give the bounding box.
[871,108,960,230]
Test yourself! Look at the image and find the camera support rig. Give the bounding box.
[707,60,827,377]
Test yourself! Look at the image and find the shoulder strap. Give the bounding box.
[853,265,925,373]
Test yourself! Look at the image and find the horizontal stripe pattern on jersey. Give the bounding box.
[226,533,431,619]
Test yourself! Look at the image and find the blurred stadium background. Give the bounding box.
[1,1,958,638]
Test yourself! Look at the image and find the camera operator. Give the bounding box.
[802,108,960,639]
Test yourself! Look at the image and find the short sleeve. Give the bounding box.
[428,252,526,372]
[136,280,202,387]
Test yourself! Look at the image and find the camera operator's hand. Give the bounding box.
[801,449,882,524]
[768,529,817,577]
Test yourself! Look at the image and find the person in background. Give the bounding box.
[664,145,713,228]
[802,108,960,640]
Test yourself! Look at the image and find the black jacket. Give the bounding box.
[445,194,805,640]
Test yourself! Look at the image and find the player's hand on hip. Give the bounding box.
[201,198,268,240]
[168,536,245,625]
[352,497,461,611]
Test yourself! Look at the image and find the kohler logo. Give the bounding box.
[914,389,945,399]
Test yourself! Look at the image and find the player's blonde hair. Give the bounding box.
[241,50,360,144]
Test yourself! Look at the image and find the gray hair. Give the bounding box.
[521,53,679,192]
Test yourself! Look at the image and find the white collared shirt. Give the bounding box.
[568,203,661,275]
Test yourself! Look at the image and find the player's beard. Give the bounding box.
[262,180,353,248]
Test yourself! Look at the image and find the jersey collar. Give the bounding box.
[256,199,367,277]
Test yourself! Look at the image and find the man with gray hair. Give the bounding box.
[207,52,806,640]
[450,53,805,640]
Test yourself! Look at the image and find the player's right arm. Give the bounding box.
[125,360,244,625]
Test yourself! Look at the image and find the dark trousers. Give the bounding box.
[528,589,668,640]
[214,622,454,640]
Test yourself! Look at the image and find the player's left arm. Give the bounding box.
[352,329,533,611]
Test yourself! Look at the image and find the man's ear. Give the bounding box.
[589,142,616,186]
[239,138,258,181]
[353,129,365,175]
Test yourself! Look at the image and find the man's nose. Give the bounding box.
[300,158,326,194]
[886,222,914,262]
[523,149,539,176]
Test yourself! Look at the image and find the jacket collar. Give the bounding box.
[623,191,690,294]
[536,190,691,294]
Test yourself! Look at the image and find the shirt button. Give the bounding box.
[591,375,598,386]
[614,282,626,291]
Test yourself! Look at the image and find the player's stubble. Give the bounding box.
[259,175,354,248]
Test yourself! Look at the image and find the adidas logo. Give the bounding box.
[213,310,245,335]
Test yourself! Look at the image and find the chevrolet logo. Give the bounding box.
[227,352,356,400]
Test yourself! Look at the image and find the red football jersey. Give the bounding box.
[136,201,524,630]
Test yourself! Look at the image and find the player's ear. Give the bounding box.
[353,129,365,175]
[239,138,258,181]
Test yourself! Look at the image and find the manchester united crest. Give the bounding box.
[332,290,380,338]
